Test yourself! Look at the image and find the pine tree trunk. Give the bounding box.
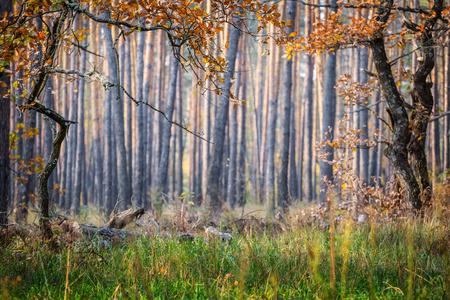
[303,4,315,202]
[133,29,145,208]
[104,20,130,211]
[177,67,184,196]
[289,99,299,201]
[369,90,381,186]
[72,22,88,214]
[125,37,133,198]
[359,47,370,184]
[278,0,296,211]
[237,71,247,207]
[156,45,180,214]
[226,54,241,209]
[206,18,242,217]
[319,50,337,202]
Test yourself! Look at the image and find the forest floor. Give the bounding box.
[0,204,449,299]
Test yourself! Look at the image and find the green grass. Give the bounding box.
[0,218,448,299]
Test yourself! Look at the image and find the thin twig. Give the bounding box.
[430,110,450,122]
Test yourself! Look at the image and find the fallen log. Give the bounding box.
[105,208,145,229]
[60,208,145,242]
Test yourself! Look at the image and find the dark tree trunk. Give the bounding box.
[431,64,441,185]
[59,54,69,212]
[111,119,118,205]
[65,26,78,213]
[43,78,56,205]
[125,37,133,198]
[359,47,370,184]
[371,34,422,209]
[14,71,25,221]
[266,37,281,212]
[304,5,314,202]
[177,67,183,196]
[278,0,296,211]
[0,0,12,226]
[133,30,145,208]
[237,68,247,208]
[156,44,180,214]
[289,99,299,201]
[446,38,450,171]
[226,57,241,209]
[102,86,113,215]
[104,19,131,211]
[72,23,87,214]
[369,91,381,186]
[206,17,241,217]
[319,49,337,203]
[144,34,154,210]
[23,112,36,218]
[370,1,442,209]
[38,117,70,241]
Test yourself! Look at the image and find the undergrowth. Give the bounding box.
[0,215,448,299]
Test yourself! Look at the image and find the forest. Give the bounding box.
[0,0,449,298]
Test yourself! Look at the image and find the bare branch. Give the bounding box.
[68,40,103,57]
[350,101,392,131]
[65,2,175,36]
[430,111,450,122]
[297,0,432,15]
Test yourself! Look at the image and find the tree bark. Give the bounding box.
[278,0,296,211]
[65,20,78,213]
[0,0,12,226]
[23,116,37,219]
[431,62,441,186]
[133,29,145,208]
[206,18,242,218]
[318,49,337,203]
[445,37,450,171]
[237,71,247,208]
[104,18,131,211]
[370,1,438,209]
[125,37,133,198]
[156,43,180,214]
[177,67,184,196]
[72,20,88,214]
[303,4,314,202]
[226,55,241,209]
[359,47,369,184]
[407,1,442,207]
[289,99,299,201]
[369,91,381,186]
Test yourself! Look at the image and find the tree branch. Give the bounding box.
[430,111,450,122]
[297,0,432,15]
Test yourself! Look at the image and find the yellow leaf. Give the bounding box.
[288,31,297,38]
